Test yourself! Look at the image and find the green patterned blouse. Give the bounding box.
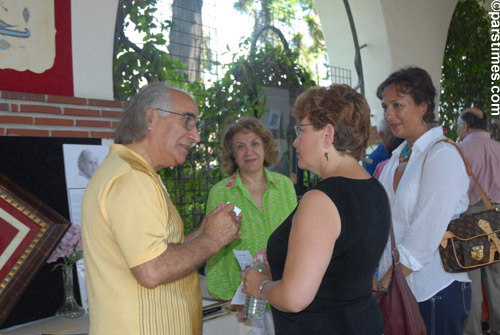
[205,169,297,300]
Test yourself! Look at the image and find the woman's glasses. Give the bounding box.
[294,123,315,137]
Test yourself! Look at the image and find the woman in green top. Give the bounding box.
[206,117,297,305]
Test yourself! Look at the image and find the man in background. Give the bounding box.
[82,83,242,335]
[364,119,390,175]
[457,108,500,335]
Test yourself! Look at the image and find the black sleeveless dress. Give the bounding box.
[267,177,390,335]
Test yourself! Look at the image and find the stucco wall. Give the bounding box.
[71,0,118,100]
[315,0,458,124]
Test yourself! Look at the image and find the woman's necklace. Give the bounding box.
[241,176,266,189]
[399,142,412,163]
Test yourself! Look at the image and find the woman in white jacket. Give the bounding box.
[374,66,471,335]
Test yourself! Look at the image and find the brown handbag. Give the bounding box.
[434,139,500,273]
[373,220,427,335]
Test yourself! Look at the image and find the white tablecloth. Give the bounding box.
[0,312,256,335]
[0,275,264,335]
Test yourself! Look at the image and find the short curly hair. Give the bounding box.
[376,66,436,122]
[220,116,278,174]
[293,84,371,160]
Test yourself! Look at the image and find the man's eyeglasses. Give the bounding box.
[294,123,315,137]
[155,108,200,130]
[454,119,465,131]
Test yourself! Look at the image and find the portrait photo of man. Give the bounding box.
[74,149,99,187]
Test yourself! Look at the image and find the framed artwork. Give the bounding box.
[0,0,73,96]
[0,173,70,326]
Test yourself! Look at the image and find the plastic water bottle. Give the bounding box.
[243,254,267,319]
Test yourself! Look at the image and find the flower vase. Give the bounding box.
[56,265,85,318]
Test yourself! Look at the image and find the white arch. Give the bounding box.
[315,0,458,123]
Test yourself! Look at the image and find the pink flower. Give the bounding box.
[47,224,83,268]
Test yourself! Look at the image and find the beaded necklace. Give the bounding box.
[399,142,412,163]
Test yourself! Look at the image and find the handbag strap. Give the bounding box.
[375,178,402,272]
[421,138,496,211]
[389,217,404,272]
[383,185,402,270]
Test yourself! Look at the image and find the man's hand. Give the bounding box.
[202,203,242,251]
[131,205,241,289]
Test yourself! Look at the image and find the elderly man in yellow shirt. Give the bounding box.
[82,83,242,335]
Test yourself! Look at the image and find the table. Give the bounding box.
[0,276,255,334]
[0,311,254,335]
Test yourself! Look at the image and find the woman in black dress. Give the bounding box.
[241,84,390,334]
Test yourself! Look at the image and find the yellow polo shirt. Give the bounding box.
[82,144,201,335]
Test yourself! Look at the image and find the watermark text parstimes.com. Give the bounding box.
[489,0,500,115]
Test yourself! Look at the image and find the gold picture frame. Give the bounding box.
[0,173,70,326]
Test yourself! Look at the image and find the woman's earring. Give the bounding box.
[324,152,329,161]
[422,120,427,125]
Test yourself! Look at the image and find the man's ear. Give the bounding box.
[146,108,156,126]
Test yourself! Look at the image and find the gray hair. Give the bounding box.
[114,82,175,144]
[376,119,389,135]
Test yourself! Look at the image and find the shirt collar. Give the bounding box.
[113,144,157,173]
[411,126,445,155]
[390,126,445,158]
[263,168,278,188]
[462,131,491,143]
[392,141,406,157]
[226,168,278,189]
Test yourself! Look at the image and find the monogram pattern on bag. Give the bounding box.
[439,210,500,273]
